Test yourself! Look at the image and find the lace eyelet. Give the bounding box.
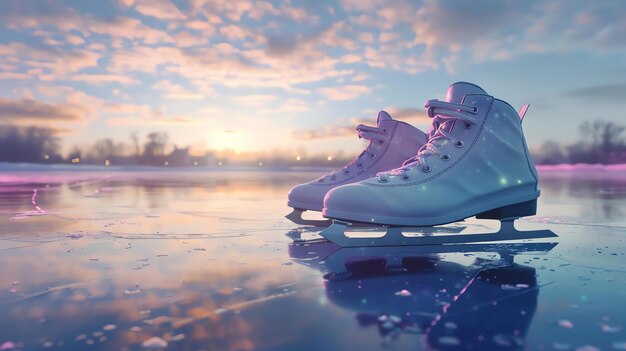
[402,175,410,180]
[343,169,350,175]
[472,107,478,113]
[427,105,435,117]
[383,128,387,134]
[357,163,364,168]
[455,140,464,148]
[422,166,431,173]
[464,122,472,129]
[370,154,376,159]
[441,154,450,161]
[378,178,389,183]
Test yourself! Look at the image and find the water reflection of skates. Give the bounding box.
[289,240,556,350]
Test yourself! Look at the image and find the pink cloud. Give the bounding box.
[89,17,174,44]
[0,43,101,78]
[0,72,31,80]
[173,31,209,47]
[66,34,86,46]
[293,106,429,140]
[0,95,99,126]
[152,80,203,100]
[318,85,371,101]
[71,74,140,85]
[133,0,186,20]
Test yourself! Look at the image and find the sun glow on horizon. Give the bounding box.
[206,129,248,153]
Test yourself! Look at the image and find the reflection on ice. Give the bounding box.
[290,240,552,349]
[0,170,625,350]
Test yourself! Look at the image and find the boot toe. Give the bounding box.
[323,183,386,220]
[287,183,326,211]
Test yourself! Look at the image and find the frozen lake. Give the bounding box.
[0,168,625,351]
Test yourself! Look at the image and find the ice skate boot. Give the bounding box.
[286,111,428,226]
[321,82,557,246]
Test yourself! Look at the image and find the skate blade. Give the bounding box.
[319,220,558,248]
[286,208,381,229]
[285,208,332,227]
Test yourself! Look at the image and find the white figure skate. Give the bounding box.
[321,82,557,246]
[286,111,427,226]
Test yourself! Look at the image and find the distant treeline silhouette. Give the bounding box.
[0,126,61,163]
[0,120,624,167]
[533,120,626,164]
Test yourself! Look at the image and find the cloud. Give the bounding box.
[531,1,626,49]
[103,102,196,125]
[265,22,356,58]
[292,106,429,140]
[106,116,192,126]
[103,102,153,116]
[0,1,175,45]
[152,80,203,100]
[413,0,531,49]
[133,0,186,20]
[564,83,626,102]
[0,72,32,80]
[173,31,209,47]
[227,95,309,114]
[89,16,174,44]
[384,107,430,124]
[342,0,380,12]
[0,98,83,123]
[292,125,356,140]
[277,98,309,113]
[109,46,183,73]
[66,34,85,46]
[0,0,83,31]
[161,45,352,93]
[319,85,371,101]
[219,25,256,40]
[72,74,140,85]
[185,19,215,35]
[358,32,375,43]
[341,0,626,72]
[14,46,100,75]
[230,94,278,106]
[186,0,311,23]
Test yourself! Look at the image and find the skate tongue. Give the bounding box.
[376,110,392,126]
[421,82,488,148]
[445,82,487,104]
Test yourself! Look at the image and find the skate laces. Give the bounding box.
[377,99,479,182]
[318,124,387,182]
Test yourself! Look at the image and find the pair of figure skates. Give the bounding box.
[287,82,557,247]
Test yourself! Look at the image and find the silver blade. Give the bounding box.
[319,220,558,248]
[285,208,332,227]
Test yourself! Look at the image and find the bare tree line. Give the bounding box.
[534,120,626,164]
[0,120,624,167]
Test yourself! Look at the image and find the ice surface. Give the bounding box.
[0,168,624,350]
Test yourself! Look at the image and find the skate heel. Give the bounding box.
[476,199,537,220]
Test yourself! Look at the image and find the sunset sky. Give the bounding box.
[0,0,625,157]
